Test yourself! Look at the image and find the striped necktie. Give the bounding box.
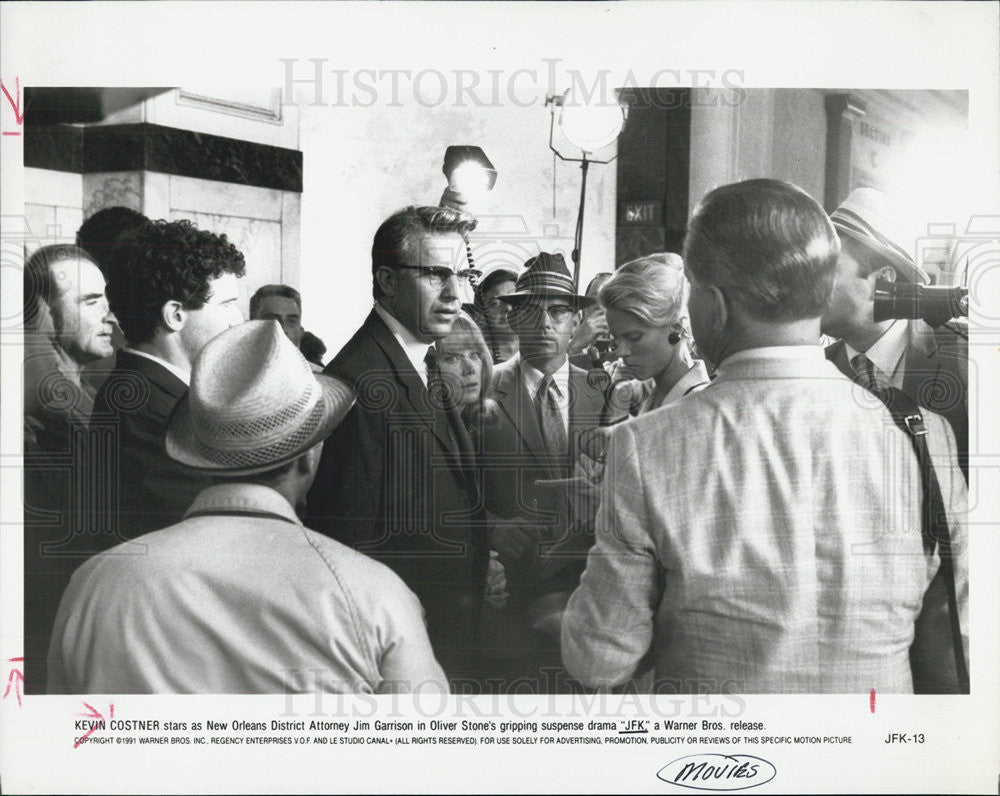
[850,352,885,393]
[537,374,568,458]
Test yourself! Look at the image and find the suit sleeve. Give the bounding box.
[910,413,969,693]
[306,350,386,548]
[561,421,661,688]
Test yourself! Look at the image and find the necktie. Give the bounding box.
[423,346,437,390]
[537,374,569,459]
[851,352,885,393]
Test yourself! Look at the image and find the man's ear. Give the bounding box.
[160,300,186,332]
[374,266,397,299]
[299,442,323,476]
[709,284,728,332]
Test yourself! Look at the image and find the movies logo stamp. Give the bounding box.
[656,754,777,791]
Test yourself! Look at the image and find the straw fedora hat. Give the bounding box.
[496,252,593,308]
[830,187,929,284]
[166,320,355,476]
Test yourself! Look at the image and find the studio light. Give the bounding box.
[546,89,627,290]
[557,94,627,153]
[440,146,497,303]
[443,145,497,200]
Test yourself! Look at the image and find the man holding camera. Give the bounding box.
[821,188,968,480]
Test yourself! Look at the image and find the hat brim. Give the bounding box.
[165,374,355,477]
[497,291,594,309]
[834,224,929,285]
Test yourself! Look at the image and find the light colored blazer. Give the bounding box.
[48,483,448,694]
[826,319,968,480]
[562,350,968,694]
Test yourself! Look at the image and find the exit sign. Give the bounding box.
[622,201,662,225]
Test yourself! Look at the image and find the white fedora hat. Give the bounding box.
[166,320,354,476]
[830,187,929,284]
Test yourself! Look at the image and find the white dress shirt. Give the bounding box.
[519,354,571,433]
[374,303,431,387]
[844,320,909,389]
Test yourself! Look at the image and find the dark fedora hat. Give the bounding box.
[496,252,593,308]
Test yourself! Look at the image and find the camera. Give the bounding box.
[586,335,617,368]
[873,278,968,327]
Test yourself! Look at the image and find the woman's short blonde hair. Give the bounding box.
[435,311,498,428]
[599,252,687,328]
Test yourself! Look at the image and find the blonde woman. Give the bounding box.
[434,312,507,612]
[600,252,709,413]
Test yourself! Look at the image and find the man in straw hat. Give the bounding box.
[563,179,967,694]
[48,321,448,694]
[477,252,618,691]
[822,187,968,479]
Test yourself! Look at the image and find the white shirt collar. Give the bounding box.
[123,347,190,386]
[519,354,570,398]
[517,353,571,430]
[844,320,908,387]
[716,345,824,376]
[374,303,431,387]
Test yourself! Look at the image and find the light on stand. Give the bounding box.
[443,145,497,202]
[558,97,626,152]
[440,146,497,302]
[547,89,627,290]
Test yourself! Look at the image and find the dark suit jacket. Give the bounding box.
[826,320,968,479]
[92,350,211,543]
[481,356,616,606]
[23,343,98,694]
[305,310,486,676]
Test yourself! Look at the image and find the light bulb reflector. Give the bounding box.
[559,93,625,151]
[449,161,493,197]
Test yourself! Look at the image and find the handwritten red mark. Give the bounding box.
[1,77,24,134]
[74,701,114,748]
[4,657,25,707]
[869,689,876,713]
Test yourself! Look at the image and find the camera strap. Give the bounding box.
[874,386,968,693]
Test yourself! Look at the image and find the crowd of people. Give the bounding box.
[24,178,969,696]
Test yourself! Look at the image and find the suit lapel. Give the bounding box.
[362,312,460,461]
[900,320,941,402]
[494,361,551,473]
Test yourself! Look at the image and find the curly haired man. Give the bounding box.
[93,219,246,542]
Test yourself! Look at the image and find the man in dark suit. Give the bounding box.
[93,219,246,543]
[478,252,616,691]
[821,188,968,480]
[23,244,118,693]
[306,205,486,684]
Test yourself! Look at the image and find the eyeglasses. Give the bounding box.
[507,303,577,324]
[395,265,472,289]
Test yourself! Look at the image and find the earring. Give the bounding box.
[668,331,681,345]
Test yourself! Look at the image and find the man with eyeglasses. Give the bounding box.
[477,252,617,692]
[306,205,488,687]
